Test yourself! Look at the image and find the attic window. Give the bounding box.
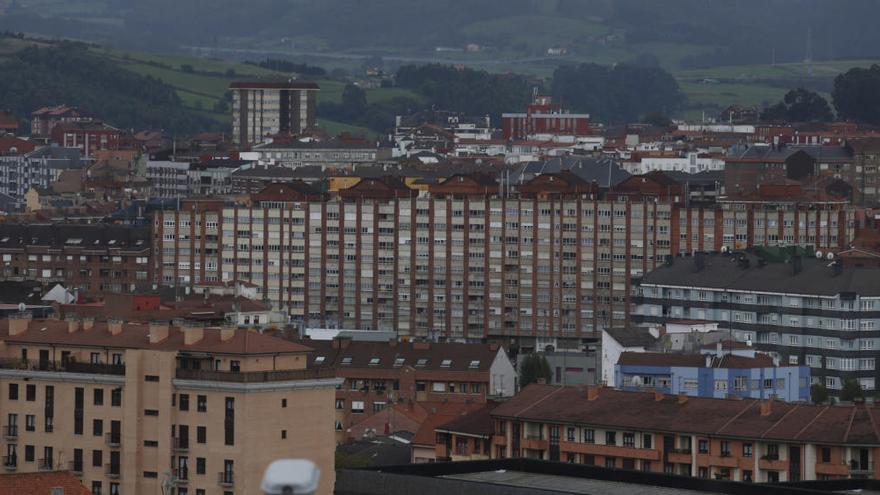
[415,358,428,367]
[108,239,117,245]
[393,357,405,367]
[314,356,325,365]
[469,360,480,369]
[136,240,144,246]
[0,238,7,243]
[368,358,381,366]
[341,357,352,366]
[94,240,100,245]
[440,359,452,368]
[65,238,82,245]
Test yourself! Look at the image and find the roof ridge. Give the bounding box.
[792,405,829,440]
[843,406,857,443]
[514,385,566,417]
[761,403,801,439]
[714,399,757,435]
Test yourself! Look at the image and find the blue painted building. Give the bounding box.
[614,350,810,402]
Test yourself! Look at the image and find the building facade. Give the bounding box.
[502,96,590,141]
[0,315,340,495]
[0,147,84,211]
[489,384,880,482]
[154,179,856,345]
[633,253,880,396]
[230,81,319,148]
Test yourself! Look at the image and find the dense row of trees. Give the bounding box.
[551,63,684,124]
[761,88,833,123]
[318,83,421,134]
[832,65,880,126]
[245,59,327,78]
[0,43,219,134]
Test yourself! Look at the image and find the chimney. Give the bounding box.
[654,390,664,402]
[760,399,772,417]
[66,315,80,334]
[587,385,603,401]
[8,312,31,336]
[183,323,205,345]
[82,317,95,331]
[677,392,689,404]
[148,321,169,344]
[108,319,124,336]
[220,326,236,342]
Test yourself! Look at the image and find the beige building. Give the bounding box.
[0,313,340,495]
[154,181,855,347]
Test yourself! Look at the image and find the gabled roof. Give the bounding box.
[338,176,414,200]
[604,327,657,348]
[412,402,489,446]
[436,402,498,438]
[305,339,502,375]
[492,385,880,446]
[0,470,91,495]
[251,181,324,202]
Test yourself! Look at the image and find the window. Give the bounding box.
[583,429,595,443]
[432,382,447,392]
[281,398,287,408]
[25,385,35,402]
[605,431,617,446]
[440,359,452,368]
[698,439,709,454]
[110,483,120,495]
[197,395,206,412]
[623,432,635,447]
[335,399,344,410]
[91,481,102,495]
[196,457,206,475]
[469,360,480,369]
[720,441,731,456]
[743,443,753,457]
[92,450,102,467]
[144,409,159,416]
[566,427,576,442]
[93,419,103,436]
[24,445,33,462]
[94,388,103,406]
[351,401,364,413]
[282,430,287,439]
[643,434,652,449]
[144,375,159,382]
[8,383,17,400]
[230,361,240,372]
[368,358,380,366]
[179,394,189,411]
[197,426,206,444]
[111,388,122,407]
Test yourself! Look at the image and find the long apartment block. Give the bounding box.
[486,384,880,482]
[0,314,340,495]
[153,175,855,343]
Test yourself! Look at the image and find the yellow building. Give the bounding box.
[0,313,340,495]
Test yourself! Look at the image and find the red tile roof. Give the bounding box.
[0,471,91,495]
[1,319,312,355]
[617,351,775,369]
[493,385,880,445]
[436,401,498,437]
[411,402,488,446]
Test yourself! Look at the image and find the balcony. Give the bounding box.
[849,460,874,475]
[106,432,121,447]
[2,425,17,439]
[172,437,189,452]
[105,463,121,479]
[37,458,53,471]
[174,467,189,482]
[176,367,336,383]
[69,461,83,475]
[815,461,850,477]
[0,359,125,376]
[759,455,788,471]
[2,456,16,471]
[217,472,234,487]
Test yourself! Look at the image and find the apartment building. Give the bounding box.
[489,384,880,482]
[846,138,880,206]
[0,223,151,297]
[304,338,515,441]
[615,351,811,402]
[30,106,91,138]
[633,252,880,396]
[244,138,389,168]
[154,175,855,345]
[0,314,340,495]
[230,81,319,148]
[0,147,84,211]
[50,123,123,159]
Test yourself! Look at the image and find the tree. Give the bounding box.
[833,65,880,125]
[840,378,865,402]
[519,353,552,389]
[341,83,367,118]
[760,88,833,123]
[642,111,672,128]
[810,383,829,404]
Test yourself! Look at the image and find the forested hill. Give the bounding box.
[0,42,221,134]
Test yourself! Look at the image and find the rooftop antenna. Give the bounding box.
[805,27,814,78]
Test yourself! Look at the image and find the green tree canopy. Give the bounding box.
[761,88,833,123]
[833,65,880,125]
[519,353,552,389]
[810,383,829,405]
[840,378,865,402]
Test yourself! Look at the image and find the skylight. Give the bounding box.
[314,356,325,365]
[341,357,352,365]
[469,360,480,369]
[393,357,405,367]
[65,238,82,245]
[368,358,381,366]
[415,358,428,367]
[440,359,452,368]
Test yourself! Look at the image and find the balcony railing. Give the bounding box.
[670,448,692,455]
[176,367,336,383]
[761,453,780,461]
[174,467,189,481]
[172,437,189,452]
[0,359,125,376]
[37,458,53,471]
[106,432,121,447]
[69,460,83,474]
[217,472,234,486]
[850,460,874,473]
[2,425,17,439]
[2,455,16,470]
[105,463,121,478]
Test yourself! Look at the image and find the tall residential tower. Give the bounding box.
[230,81,319,148]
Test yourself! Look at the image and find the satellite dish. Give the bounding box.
[815,250,823,259]
[720,246,729,254]
[826,252,835,260]
[17,303,25,313]
[631,375,642,387]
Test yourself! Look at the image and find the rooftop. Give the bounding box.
[617,351,776,369]
[493,385,880,445]
[0,470,91,495]
[638,252,880,297]
[305,339,501,374]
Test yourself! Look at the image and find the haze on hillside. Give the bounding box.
[2,0,880,70]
